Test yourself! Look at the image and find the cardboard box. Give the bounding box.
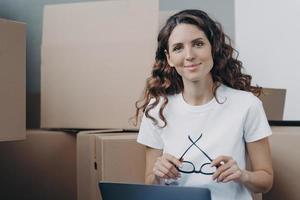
[0,18,26,141]
[41,0,159,130]
[77,131,145,200]
[263,127,300,200]
[259,88,286,120]
[0,129,76,200]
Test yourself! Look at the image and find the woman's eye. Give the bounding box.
[172,45,183,52]
[194,42,204,47]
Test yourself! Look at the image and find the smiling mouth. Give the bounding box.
[184,63,201,68]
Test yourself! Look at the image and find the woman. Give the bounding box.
[134,9,273,200]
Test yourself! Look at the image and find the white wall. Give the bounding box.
[235,0,300,120]
[160,0,235,39]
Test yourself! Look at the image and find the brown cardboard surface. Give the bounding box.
[259,88,286,120]
[97,134,145,182]
[0,18,26,141]
[41,0,159,130]
[77,131,145,200]
[0,129,76,200]
[263,127,300,200]
[77,131,98,200]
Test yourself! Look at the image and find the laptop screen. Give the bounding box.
[99,182,211,200]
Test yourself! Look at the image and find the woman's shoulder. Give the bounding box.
[218,84,261,106]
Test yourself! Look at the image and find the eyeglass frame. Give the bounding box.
[175,133,215,175]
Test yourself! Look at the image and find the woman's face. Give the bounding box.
[166,23,214,84]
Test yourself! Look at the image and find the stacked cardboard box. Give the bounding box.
[41,0,159,130]
[0,130,76,200]
[259,88,286,121]
[77,131,145,200]
[264,127,300,200]
[40,1,159,200]
[0,18,26,141]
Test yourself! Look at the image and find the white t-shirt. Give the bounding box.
[137,84,272,200]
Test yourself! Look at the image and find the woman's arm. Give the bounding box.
[145,147,162,184]
[211,137,273,193]
[242,137,274,193]
[144,146,182,184]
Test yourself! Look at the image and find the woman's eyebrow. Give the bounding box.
[170,37,205,48]
[191,37,205,42]
[171,42,183,48]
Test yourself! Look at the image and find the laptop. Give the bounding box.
[99,182,211,200]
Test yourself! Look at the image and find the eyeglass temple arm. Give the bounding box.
[188,135,213,162]
[179,134,203,160]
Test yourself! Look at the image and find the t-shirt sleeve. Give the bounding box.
[137,113,164,149]
[243,96,272,143]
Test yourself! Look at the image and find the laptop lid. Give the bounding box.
[99,182,211,200]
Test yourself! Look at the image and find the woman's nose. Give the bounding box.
[185,47,196,61]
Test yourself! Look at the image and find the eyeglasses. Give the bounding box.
[175,133,216,175]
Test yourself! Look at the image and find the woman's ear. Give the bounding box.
[164,49,175,67]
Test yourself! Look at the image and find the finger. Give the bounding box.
[217,165,238,182]
[161,157,180,178]
[213,158,237,180]
[164,153,182,167]
[212,161,231,180]
[212,158,235,180]
[164,163,181,178]
[153,168,166,178]
[155,158,178,179]
[154,159,171,178]
[162,154,182,177]
[170,165,181,177]
[211,155,230,167]
[222,170,242,183]
[154,165,174,179]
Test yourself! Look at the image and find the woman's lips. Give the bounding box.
[184,63,201,70]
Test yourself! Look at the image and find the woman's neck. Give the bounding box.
[182,76,215,106]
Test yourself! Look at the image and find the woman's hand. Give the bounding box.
[153,153,182,180]
[211,155,248,183]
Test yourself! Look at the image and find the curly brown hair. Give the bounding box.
[133,9,261,128]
